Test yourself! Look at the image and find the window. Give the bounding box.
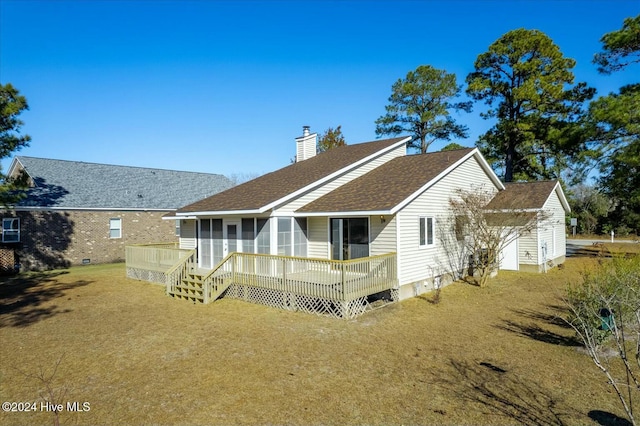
[256,218,270,254]
[2,218,20,242]
[175,220,181,236]
[109,218,122,239]
[277,217,292,256]
[419,216,434,247]
[330,217,369,260]
[293,218,308,257]
[199,218,223,269]
[200,219,212,267]
[211,219,223,263]
[242,218,255,253]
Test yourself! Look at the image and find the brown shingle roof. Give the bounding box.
[485,180,560,210]
[297,148,475,213]
[177,137,408,213]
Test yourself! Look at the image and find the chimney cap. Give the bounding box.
[302,125,310,136]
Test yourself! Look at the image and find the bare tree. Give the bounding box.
[227,172,262,186]
[14,353,67,426]
[446,186,548,287]
[564,255,640,426]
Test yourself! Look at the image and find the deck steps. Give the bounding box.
[169,272,206,303]
[168,271,232,304]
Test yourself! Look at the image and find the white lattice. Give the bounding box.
[223,283,395,319]
[127,267,165,285]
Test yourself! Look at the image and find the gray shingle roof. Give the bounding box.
[12,156,232,210]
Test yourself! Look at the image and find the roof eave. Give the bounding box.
[554,182,571,213]
[174,209,265,217]
[389,148,497,214]
[163,215,197,220]
[293,210,393,217]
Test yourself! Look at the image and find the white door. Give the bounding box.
[224,220,241,257]
[500,234,519,271]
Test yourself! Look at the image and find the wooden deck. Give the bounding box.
[127,246,398,318]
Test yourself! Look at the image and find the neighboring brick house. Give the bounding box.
[1,157,232,271]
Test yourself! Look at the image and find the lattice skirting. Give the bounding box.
[224,284,398,319]
[127,267,166,285]
[0,248,16,274]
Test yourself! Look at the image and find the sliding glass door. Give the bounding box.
[330,218,369,260]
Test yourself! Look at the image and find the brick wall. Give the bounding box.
[4,210,178,270]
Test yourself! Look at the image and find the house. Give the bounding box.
[1,157,232,271]
[126,127,569,318]
[486,180,570,272]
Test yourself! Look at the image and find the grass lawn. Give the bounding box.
[1,247,638,425]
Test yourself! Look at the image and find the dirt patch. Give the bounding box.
[0,259,634,425]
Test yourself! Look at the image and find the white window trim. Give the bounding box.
[109,218,122,239]
[419,216,435,248]
[2,217,20,243]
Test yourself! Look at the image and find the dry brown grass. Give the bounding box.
[0,247,637,425]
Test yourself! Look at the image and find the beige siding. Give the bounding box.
[276,143,406,213]
[370,214,397,256]
[179,219,197,249]
[307,217,328,258]
[396,156,499,288]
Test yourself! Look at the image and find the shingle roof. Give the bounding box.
[297,148,475,213]
[12,156,232,210]
[485,180,561,210]
[177,137,409,213]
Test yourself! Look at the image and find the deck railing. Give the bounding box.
[127,244,398,307]
[125,243,192,272]
[199,252,397,302]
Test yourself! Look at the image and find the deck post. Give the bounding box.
[282,258,287,290]
[341,262,346,301]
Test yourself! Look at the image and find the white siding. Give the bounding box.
[518,228,539,266]
[370,215,397,256]
[396,156,500,287]
[179,219,197,249]
[276,143,406,213]
[517,186,567,268]
[542,188,567,262]
[307,217,328,258]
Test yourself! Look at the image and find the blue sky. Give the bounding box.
[1,0,638,178]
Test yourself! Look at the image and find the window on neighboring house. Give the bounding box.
[419,216,434,247]
[109,218,122,239]
[2,218,20,242]
[175,220,180,236]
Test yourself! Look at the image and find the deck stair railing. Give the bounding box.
[164,251,398,318]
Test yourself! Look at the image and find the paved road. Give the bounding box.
[566,238,637,256]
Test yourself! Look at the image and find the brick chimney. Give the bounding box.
[295,125,317,162]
